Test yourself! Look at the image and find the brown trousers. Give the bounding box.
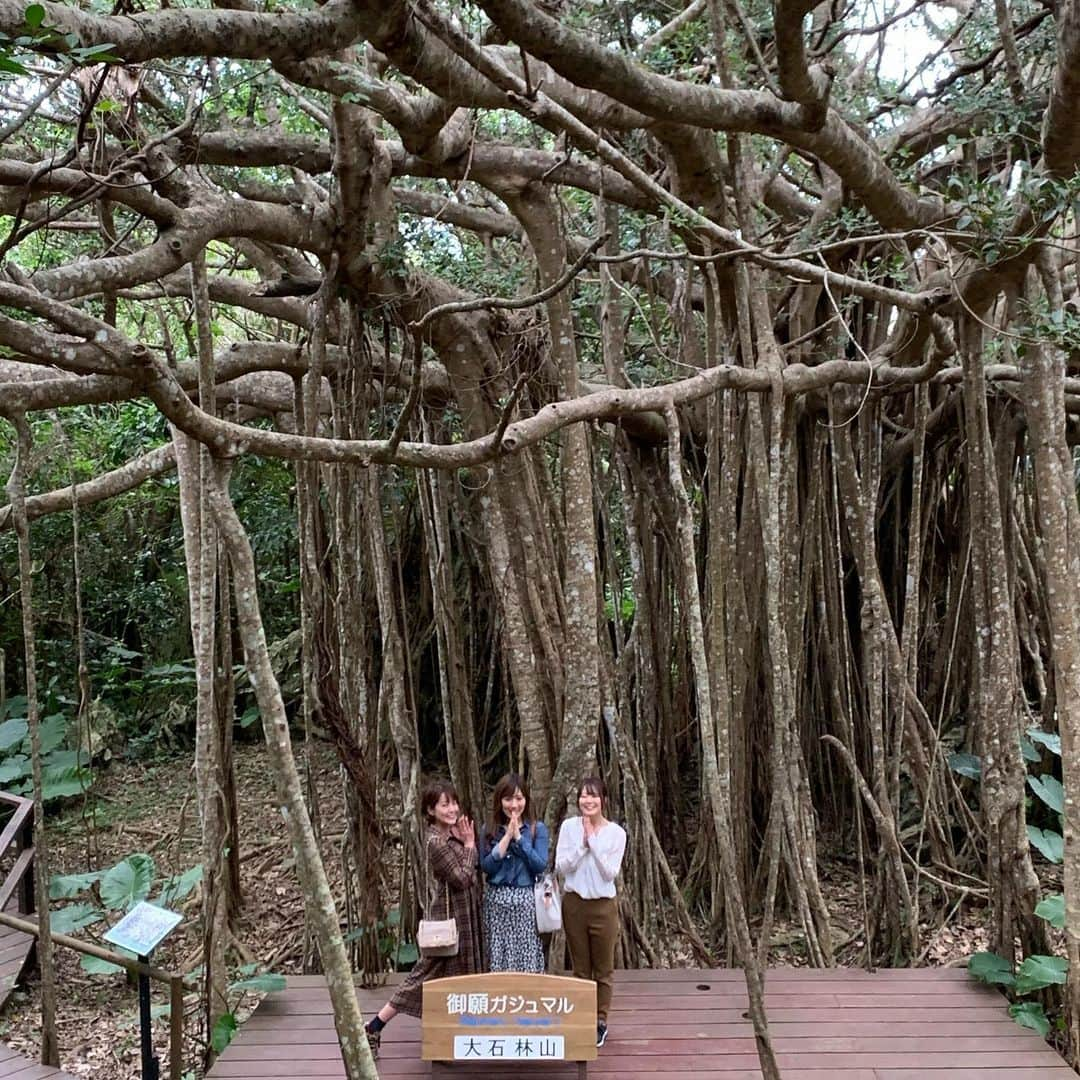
[562,892,619,1022]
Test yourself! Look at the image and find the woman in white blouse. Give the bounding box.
[555,775,627,1048]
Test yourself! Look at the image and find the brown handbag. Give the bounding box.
[417,844,459,958]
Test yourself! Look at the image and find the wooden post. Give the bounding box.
[16,808,33,916]
[169,975,184,1080]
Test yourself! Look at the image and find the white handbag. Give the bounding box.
[417,915,459,957]
[534,871,562,933]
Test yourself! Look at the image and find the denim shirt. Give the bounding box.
[480,820,549,888]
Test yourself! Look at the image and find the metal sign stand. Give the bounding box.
[138,953,160,1080]
[104,902,183,1080]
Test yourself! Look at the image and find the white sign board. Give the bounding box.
[453,1035,565,1061]
[104,901,182,956]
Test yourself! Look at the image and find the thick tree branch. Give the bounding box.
[411,0,947,312]
[0,0,365,63]
[774,0,833,127]
[474,0,945,227]
[0,442,177,531]
[1043,0,1080,177]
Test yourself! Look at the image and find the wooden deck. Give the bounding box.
[0,903,78,1079]
[0,906,31,1006]
[205,967,1075,1079]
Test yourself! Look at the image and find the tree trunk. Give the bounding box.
[5,412,60,1069]
[207,458,378,1080]
[1019,257,1080,1057]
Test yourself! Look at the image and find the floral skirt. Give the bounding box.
[483,884,544,973]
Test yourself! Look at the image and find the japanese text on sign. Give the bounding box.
[446,993,575,1016]
[453,1035,566,1060]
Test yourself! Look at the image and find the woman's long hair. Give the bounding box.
[577,775,607,813]
[488,773,532,836]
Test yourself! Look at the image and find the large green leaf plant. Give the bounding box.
[0,700,91,801]
[964,727,1067,1037]
[49,853,201,974]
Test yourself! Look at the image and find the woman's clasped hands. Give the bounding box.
[451,814,476,848]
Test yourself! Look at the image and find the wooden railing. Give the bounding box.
[0,791,36,917]
[0,790,185,1080]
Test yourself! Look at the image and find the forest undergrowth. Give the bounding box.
[1,742,354,1078]
[0,741,1053,1078]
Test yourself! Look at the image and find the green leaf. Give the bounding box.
[38,763,91,801]
[157,864,203,906]
[1035,893,1066,930]
[0,755,29,784]
[105,643,141,660]
[228,973,286,994]
[1010,1001,1050,1037]
[81,952,124,975]
[50,902,104,934]
[968,951,1015,987]
[1028,774,1065,814]
[35,713,67,755]
[393,941,419,967]
[49,870,104,899]
[70,42,119,63]
[145,663,194,678]
[0,717,28,752]
[100,853,154,910]
[0,54,29,75]
[947,751,981,780]
[1027,728,1062,756]
[210,1013,238,1053]
[44,749,89,770]
[1019,736,1041,763]
[1028,826,1064,864]
[1015,954,1069,994]
[238,706,260,729]
[1,696,27,719]
[23,4,45,27]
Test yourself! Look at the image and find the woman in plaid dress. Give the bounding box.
[365,780,483,1055]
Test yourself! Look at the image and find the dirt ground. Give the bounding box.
[0,740,1032,1078]
[0,739,377,1078]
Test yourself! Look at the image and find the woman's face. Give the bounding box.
[501,788,526,821]
[578,787,602,817]
[431,793,460,828]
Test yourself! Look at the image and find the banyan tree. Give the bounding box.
[1,0,1080,1075]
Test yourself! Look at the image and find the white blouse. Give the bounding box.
[555,816,627,899]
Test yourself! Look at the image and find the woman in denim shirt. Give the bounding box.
[480,773,548,972]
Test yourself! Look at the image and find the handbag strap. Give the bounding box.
[425,833,452,917]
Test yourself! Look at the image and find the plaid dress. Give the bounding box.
[388,826,483,1017]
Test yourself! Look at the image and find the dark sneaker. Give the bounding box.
[596,1022,608,1048]
[366,1027,381,1059]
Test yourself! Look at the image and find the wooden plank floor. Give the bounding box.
[0,911,31,1008]
[0,902,78,1079]
[206,967,1075,1079]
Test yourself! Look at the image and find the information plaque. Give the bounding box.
[104,902,183,957]
[423,973,596,1063]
